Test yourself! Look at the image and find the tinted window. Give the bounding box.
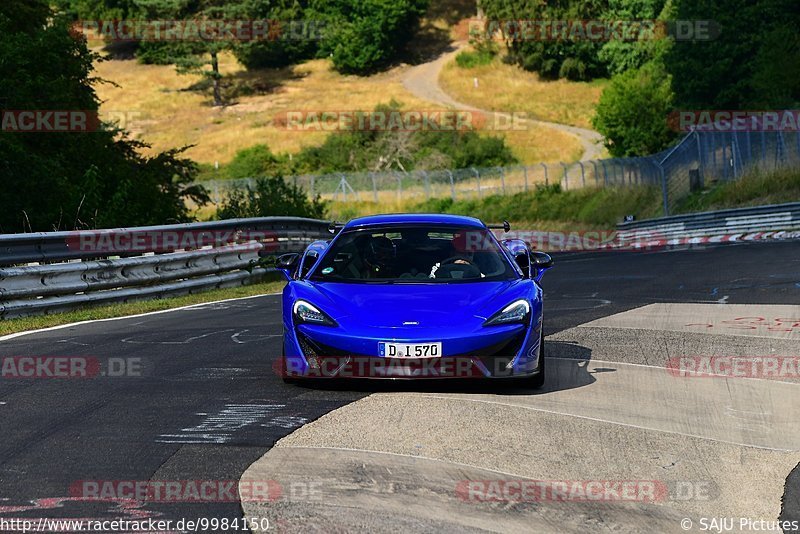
[309,226,517,283]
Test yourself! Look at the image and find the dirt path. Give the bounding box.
[402,44,605,162]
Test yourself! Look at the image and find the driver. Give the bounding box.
[354,234,396,278]
[429,236,484,279]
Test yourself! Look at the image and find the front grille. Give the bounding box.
[297,330,526,378]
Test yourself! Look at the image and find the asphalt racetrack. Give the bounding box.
[1,241,798,533]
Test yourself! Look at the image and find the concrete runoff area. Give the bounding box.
[580,303,800,341]
[241,303,800,533]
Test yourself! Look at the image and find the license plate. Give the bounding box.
[379,342,442,359]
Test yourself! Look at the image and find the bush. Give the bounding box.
[323,0,428,74]
[217,176,326,219]
[592,62,678,157]
[291,101,518,173]
[225,145,291,179]
[455,48,496,69]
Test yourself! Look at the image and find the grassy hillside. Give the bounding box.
[674,167,800,213]
[94,52,584,168]
[439,52,608,131]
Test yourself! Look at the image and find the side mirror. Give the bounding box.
[275,253,300,280]
[531,251,554,269]
[530,251,553,282]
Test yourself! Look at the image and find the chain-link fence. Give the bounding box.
[657,130,800,214]
[198,130,800,216]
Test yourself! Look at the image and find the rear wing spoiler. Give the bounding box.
[487,221,511,233]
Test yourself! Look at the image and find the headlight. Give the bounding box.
[293,300,337,326]
[483,299,531,326]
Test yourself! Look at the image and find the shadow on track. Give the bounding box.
[286,341,599,396]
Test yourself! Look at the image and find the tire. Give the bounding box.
[281,350,299,384]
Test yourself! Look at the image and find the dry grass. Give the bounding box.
[439,53,607,130]
[94,53,434,164]
[499,128,583,164]
[93,50,585,166]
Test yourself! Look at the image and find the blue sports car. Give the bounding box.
[273,214,553,387]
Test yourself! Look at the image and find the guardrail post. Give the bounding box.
[447,170,455,200]
[394,171,403,201]
[723,142,730,181]
[541,163,548,186]
[656,161,669,216]
[560,162,568,190]
[579,162,585,187]
[370,172,378,203]
[695,131,704,181]
[796,131,800,159]
[472,167,481,197]
[422,171,431,200]
[523,166,529,192]
[710,133,717,172]
[591,161,599,187]
[310,175,315,198]
[498,167,506,194]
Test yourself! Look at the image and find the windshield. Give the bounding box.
[309,226,518,283]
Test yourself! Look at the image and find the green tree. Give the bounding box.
[665,0,800,109]
[597,0,670,75]
[592,61,677,156]
[136,0,250,106]
[233,0,321,69]
[0,0,207,232]
[57,0,432,76]
[315,0,429,74]
[53,0,140,19]
[480,0,609,81]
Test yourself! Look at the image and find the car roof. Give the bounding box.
[343,213,486,230]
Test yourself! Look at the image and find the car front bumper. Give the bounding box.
[282,321,542,379]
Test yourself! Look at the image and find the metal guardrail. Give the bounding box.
[0,217,330,319]
[616,202,800,246]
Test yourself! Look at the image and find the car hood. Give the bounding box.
[294,280,532,329]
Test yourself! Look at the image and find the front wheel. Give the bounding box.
[280,349,299,384]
